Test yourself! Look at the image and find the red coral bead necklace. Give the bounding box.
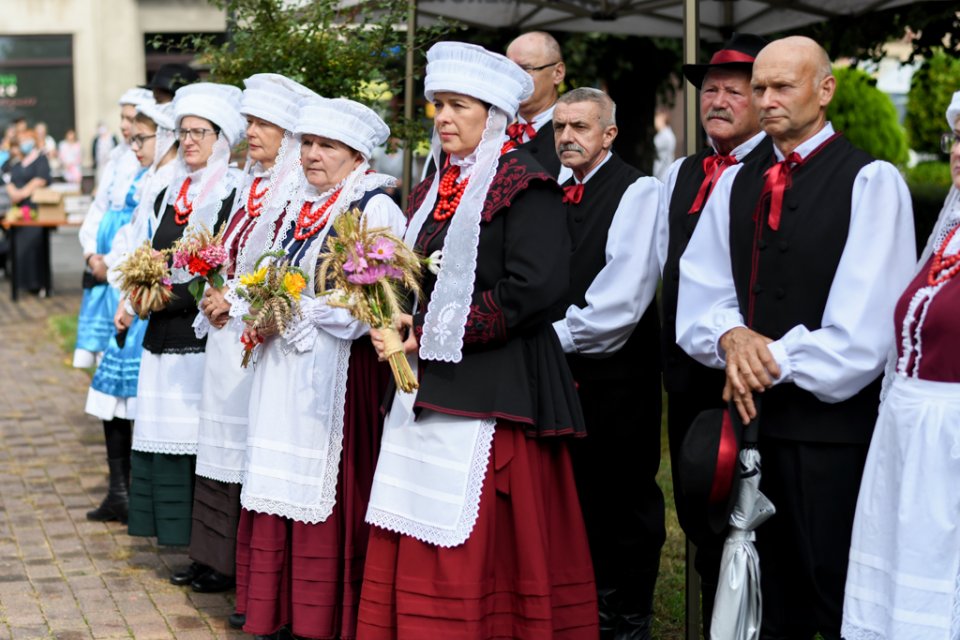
[928,223,960,286]
[294,188,342,240]
[173,177,194,225]
[433,166,468,221]
[247,176,268,218]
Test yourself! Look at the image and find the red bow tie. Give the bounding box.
[761,152,804,231]
[687,153,737,214]
[562,183,584,205]
[507,121,537,145]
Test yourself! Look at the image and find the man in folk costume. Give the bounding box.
[506,31,571,181]
[658,32,771,635]
[676,36,916,639]
[550,87,664,640]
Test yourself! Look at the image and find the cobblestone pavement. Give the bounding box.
[0,228,245,639]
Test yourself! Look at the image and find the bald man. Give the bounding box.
[676,37,916,638]
[506,31,569,180]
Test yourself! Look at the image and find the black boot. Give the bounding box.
[86,458,129,523]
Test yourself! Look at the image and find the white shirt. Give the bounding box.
[78,144,140,256]
[553,151,665,355]
[652,126,676,183]
[657,130,768,274]
[675,123,917,403]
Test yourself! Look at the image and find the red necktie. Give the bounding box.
[687,153,737,214]
[562,183,584,205]
[506,121,536,145]
[761,152,803,231]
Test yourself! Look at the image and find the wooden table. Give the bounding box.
[1,218,78,301]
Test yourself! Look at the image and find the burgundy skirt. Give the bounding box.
[235,340,388,639]
[357,422,599,640]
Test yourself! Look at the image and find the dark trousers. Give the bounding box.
[570,374,665,617]
[666,387,727,637]
[756,437,869,640]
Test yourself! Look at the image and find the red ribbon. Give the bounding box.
[562,183,584,205]
[708,410,738,506]
[709,49,757,65]
[761,152,803,231]
[688,153,737,214]
[506,121,536,145]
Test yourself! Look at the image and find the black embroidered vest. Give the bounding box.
[729,134,879,443]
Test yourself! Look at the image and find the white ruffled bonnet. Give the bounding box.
[424,41,533,116]
[241,73,315,133]
[294,96,389,160]
[174,82,246,146]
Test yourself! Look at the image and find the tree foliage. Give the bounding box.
[827,66,908,166]
[153,0,451,150]
[904,49,960,155]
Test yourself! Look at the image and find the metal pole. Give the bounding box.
[401,0,417,211]
[682,7,702,638]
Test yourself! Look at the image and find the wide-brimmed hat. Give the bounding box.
[144,63,199,95]
[682,33,768,90]
[679,407,745,535]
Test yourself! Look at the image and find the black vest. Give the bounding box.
[729,134,879,444]
[519,124,561,179]
[556,153,660,381]
[660,138,774,393]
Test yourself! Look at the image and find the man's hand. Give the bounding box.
[719,326,780,422]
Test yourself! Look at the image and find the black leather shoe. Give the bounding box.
[170,562,209,586]
[228,612,245,629]
[191,569,235,593]
[614,613,653,640]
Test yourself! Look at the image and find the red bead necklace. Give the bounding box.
[433,166,468,221]
[173,177,194,225]
[246,177,268,218]
[294,188,342,240]
[928,224,960,286]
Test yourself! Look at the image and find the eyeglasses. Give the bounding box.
[129,134,156,149]
[941,132,960,154]
[519,61,561,73]
[176,128,216,142]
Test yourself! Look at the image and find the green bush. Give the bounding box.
[905,49,960,154]
[828,66,909,166]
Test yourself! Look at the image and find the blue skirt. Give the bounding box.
[90,315,147,398]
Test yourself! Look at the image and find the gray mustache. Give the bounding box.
[705,109,733,122]
[558,142,585,154]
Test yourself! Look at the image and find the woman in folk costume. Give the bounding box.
[84,101,179,524]
[234,95,403,640]
[358,42,598,640]
[842,91,960,640]
[127,83,245,567]
[181,74,314,601]
[74,88,154,368]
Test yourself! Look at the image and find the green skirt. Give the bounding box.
[128,451,196,546]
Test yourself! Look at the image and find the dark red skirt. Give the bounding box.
[235,340,388,640]
[357,422,599,640]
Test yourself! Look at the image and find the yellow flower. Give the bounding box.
[283,272,306,300]
[240,266,267,286]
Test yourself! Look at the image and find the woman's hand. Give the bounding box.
[201,286,232,328]
[114,299,134,333]
[370,314,418,361]
[88,254,108,282]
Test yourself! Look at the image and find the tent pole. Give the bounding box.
[682,0,702,634]
[401,0,417,211]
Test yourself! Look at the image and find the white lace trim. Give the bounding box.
[281,296,322,353]
[130,438,198,455]
[240,495,333,525]
[405,108,508,364]
[195,465,244,485]
[192,309,211,340]
[366,419,495,548]
[224,279,250,320]
[839,623,885,640]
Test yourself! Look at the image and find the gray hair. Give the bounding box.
[557,87,616,128]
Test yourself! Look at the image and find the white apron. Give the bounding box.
[132,351,205,454]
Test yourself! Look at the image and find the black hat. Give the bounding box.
[678,407,744,535]
[144,63,199,95]
[682,33,769,90]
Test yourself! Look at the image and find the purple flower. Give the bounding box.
[367,237,396,261]
[343,254,368,274]
[346,263,387,285]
